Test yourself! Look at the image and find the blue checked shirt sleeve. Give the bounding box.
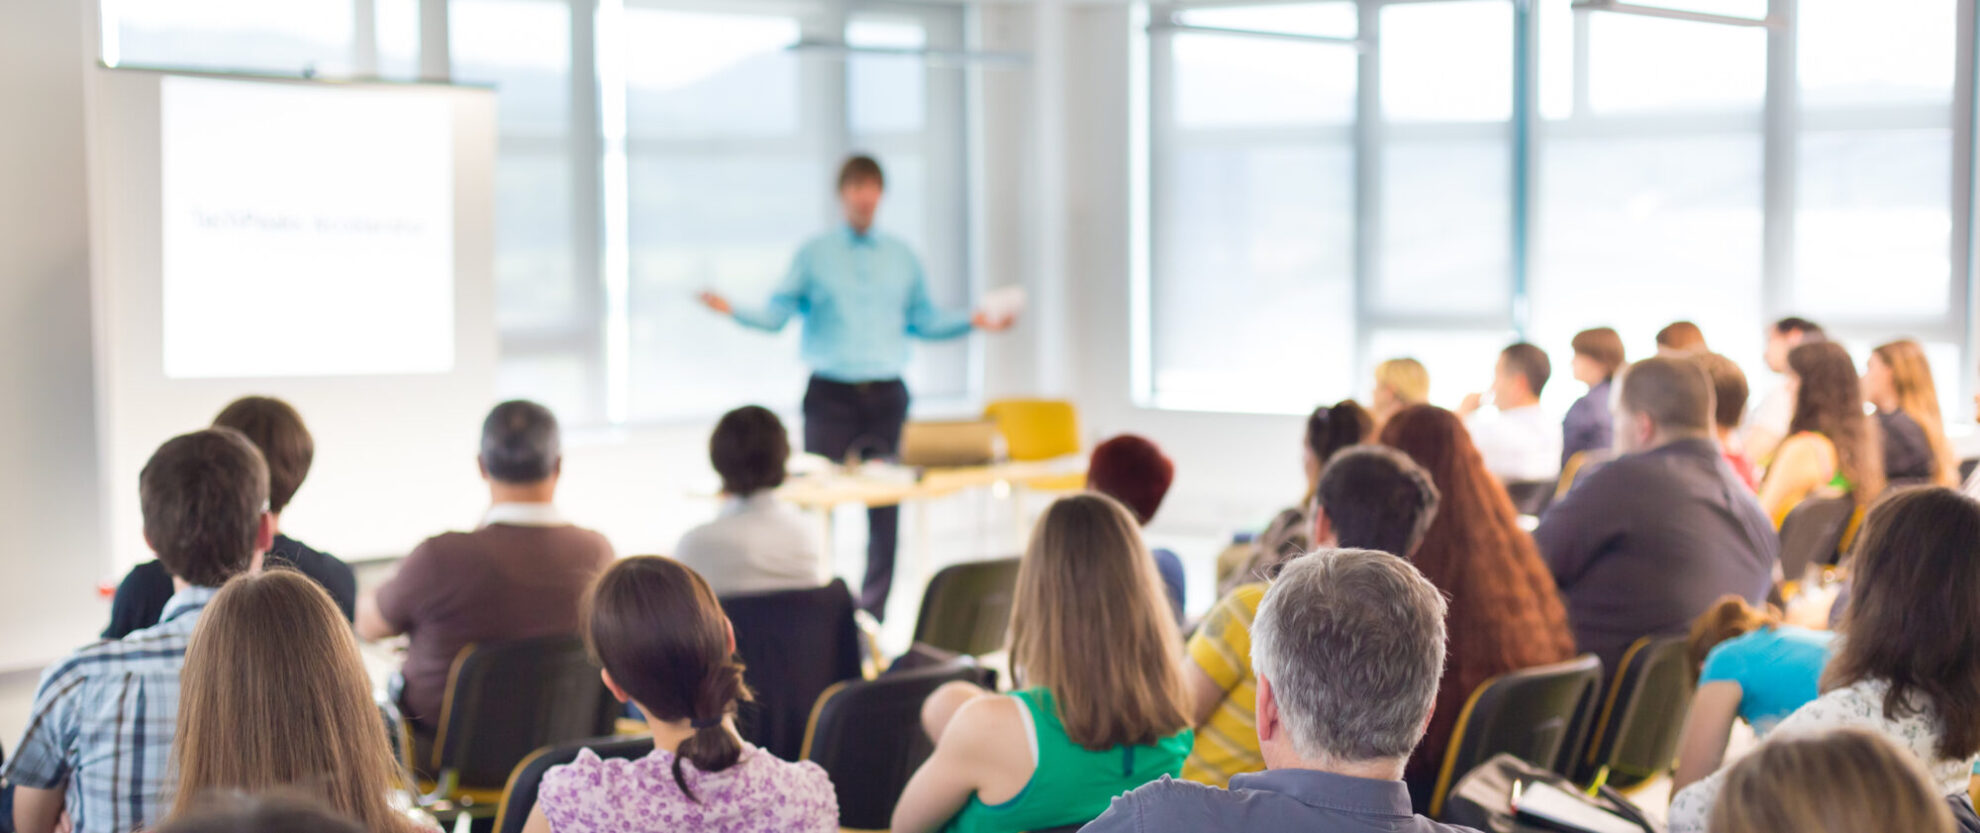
[903,253,973,340]
[731,246,810,333]
[5,664,84,789]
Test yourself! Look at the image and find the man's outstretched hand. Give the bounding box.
[972,310,1016,332]
[698,291,733,315]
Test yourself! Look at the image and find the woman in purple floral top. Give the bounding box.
[522,556,839,833]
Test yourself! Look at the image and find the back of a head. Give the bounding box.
[1788,341,1884,502]
[480,400,561,484]
[142,428,269,588]
[212,396,313,515]
[1314,445,1441,559]
[1377,405,1529,578]
[174,571,408,832]
[710,405,789,497]
[1827,487,1980,761]
[1691,353,1750,431]
[1710,728,1954,833]
[1086,434,1176,526]
[1011,493,1189,750]
[1572,328,1627,381]
[1375,358,1431,404]
[1685,595,1778,682]
[1251,549,1448,764]
[1874,339,1957,486]
[1306,401,1375,466]
[159,794,366,833]
[1617,356,1715,437]
[1501,342,1552,397]
[1775,316,1826,340]
[1657,321,1709,354]
[585,556,750,797]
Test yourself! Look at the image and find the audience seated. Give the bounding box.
[1087,434,1188,622]
[356,400,615,732]
[104,396,355,638]
[1183,445,1438,788]
[1457,342,1561,482]
[523,556,837,833]
[1378,406,1575,805]
[1707,728,1955,833]
[1671,596,1836,794]
[1866,339,1958,487]
[1221,401,1373,596]
[1658,321,1709,356]
[1669,487,1980,831]
[170,570,434,833]
[891,494,1192,833]
[1743,316,1826,465]
[156,795,368,833]
[1562,327,1625,468]
[6,428,273,833]
[1534,358,1777,674]
[1082,549,1473,833]
[673,405,826,596]
[1758,342,1886,525]
[1371,358,1430,428]
[1692,352,1758,490]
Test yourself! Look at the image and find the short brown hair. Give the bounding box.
[142,428,268,587]
[1571,328,1626,380]
[1657,321,1708,353]
[1617,356,1714,435]
[1691,353,1750,430]
[213,397,313,515]
[710,406,788,496]
[837,154,884,190]
[1710,728,1954,833]
[1500,342,1552,397]
[1010,494,1190,750]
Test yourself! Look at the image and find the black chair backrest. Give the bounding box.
[1505,480,1555,516]
[494,735,654,833]
[802,660,997,830]
[1578,636,1695,790]
[1962,457,1979,484]
[912,557,1021,657]
[723,579,864,761]
[1427,654,1603,818]
[435,634,620,789]
[1778,495,1855,581]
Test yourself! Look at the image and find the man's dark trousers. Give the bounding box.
[803,375,909,620]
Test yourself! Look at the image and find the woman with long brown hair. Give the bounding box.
[1759,341,1886,523]
[1865,339,1958,487]
[1670,487,1980,831]
[1378,405,1576,807]
[524,556,836,832]
[892,494,1193,833]
[169,570,433,833]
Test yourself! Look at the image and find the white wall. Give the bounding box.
[0,0,113,669]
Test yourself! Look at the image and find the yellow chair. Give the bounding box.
[983,398,1085,491]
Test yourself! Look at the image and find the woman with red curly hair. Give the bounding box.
[1379,405,1576,809]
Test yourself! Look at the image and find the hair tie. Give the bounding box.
[690,715,721,730]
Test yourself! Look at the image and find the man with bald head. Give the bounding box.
[1533,357,1778,672]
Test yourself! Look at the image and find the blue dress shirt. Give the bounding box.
[1083,771,1481,833]
[732,225,973,383]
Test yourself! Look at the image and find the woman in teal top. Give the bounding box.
[1672,596,1838,795]
[892,494,1195,833]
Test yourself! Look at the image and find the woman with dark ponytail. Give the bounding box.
[1219,400,1374,595]
[522,556,837,833]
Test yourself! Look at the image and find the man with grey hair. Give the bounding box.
[1086,549,1479,833]
[357,400,615,735]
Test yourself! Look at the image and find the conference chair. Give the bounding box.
[801,659,999,831]
[492,735,654,833]
[1504,480,1555,517]
[1777,495,1856,588]
[723,579,864,762]
[1554,451,1612,502]
[1426,655,1604,818]
[983,398,1087,492]
[406,635,621,818]
[1963,458,1979,484]
[912,556,1021,657]
[1574,636,1695,791]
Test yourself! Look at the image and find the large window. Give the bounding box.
[1143,0,1980,419]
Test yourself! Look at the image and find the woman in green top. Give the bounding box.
[1759,341,1885,526]
[892,494,1195,833]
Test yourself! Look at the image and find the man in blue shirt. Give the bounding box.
[700,155,1011,619]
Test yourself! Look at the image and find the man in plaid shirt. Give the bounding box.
[6,428,273,833]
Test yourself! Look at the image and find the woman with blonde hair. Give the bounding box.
[1372,358,1430,425]
[169,570,433,833]
[892,493,1193,833]
[1865,339,1959,486]
[1709,728,1954,833]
